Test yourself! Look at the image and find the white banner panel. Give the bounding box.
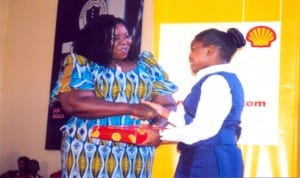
[159,22,280,145]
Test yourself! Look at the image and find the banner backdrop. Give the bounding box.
[159,22,280,146]
[45,0,144,150]
[152,0,299,177]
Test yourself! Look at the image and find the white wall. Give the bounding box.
[0,0,59,176]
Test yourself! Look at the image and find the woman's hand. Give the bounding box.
[130,103,159,120]
[139,127,161,147]
[142,100,171,119]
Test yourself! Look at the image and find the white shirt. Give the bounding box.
[161,64,236,145]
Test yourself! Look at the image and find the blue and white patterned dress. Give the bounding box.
[51,51,178,178]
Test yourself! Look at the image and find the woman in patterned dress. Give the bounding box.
[51,14,177,178]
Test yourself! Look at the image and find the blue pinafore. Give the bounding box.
[175,71,244,178]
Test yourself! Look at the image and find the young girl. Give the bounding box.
[143,28,246,177]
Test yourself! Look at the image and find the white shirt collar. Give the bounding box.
[195,63,235,80]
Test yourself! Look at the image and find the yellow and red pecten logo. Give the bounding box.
[246,26,276,47]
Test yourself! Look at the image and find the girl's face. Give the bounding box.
[188,41,210,73]
[111,23,132,60]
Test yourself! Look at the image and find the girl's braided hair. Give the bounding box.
[194,28,246,62]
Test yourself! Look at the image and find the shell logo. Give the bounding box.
[246,26,276,47]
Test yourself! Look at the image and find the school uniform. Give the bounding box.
[160,64,244,178]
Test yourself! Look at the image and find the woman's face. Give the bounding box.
[188,41,210,73]
[111,23,132,60]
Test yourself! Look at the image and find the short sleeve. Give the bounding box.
[138,51,178,95]
[51,53,97,100]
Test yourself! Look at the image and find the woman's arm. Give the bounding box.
[58,88,158,119]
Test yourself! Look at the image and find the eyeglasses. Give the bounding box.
[112,34,132,44]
